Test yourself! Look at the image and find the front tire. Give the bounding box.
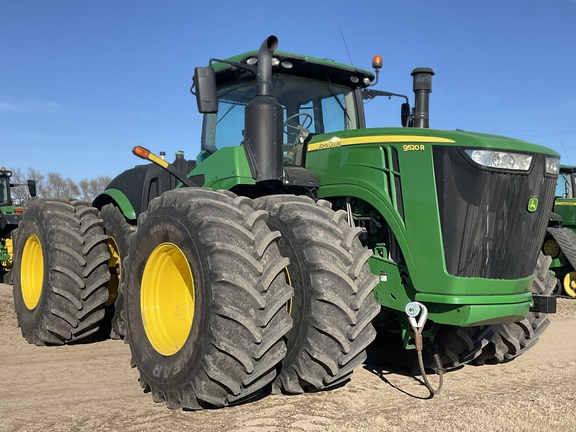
[125,189,292,410]
[255,195,380,394]
[12,199,110,345]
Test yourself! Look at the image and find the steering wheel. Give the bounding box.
[282,113,313,165]
[283,112,313,134]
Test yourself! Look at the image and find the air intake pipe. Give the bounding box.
[243,35,284,183]
[411,67,434,128]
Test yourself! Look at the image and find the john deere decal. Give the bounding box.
[527,197,539,213]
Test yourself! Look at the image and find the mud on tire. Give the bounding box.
[12,199,110,345]
[124,189,293,410]
[255,195,380,394]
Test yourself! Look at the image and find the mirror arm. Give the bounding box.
[363,89,409,104]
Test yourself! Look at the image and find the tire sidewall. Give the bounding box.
[12,205,51,335]
[126,208,209,389]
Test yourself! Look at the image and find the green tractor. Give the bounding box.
[542,164,576,296]
[12,36,559,409]
[0,167,36,284]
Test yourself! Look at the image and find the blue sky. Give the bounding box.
[2,0,576,182]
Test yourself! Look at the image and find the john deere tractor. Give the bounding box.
[12,36,559,409]
[0,167,36,284]
[542,164,576,296]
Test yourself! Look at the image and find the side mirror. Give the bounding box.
[27,179,36,198]
[401,102,412,127]
[193,67,218,114]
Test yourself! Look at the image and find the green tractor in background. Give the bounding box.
[542,165,576,296]
[0,167,36,284]
[12,36,560,410]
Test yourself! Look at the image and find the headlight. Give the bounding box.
[464,149,533,171]
[545,156,560,175]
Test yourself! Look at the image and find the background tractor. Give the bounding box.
[12,36,559,409]
[0,167,36,284]
[542,164,576,296]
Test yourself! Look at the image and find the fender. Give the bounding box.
[93,189,136,221]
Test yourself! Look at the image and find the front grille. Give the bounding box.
[433,147,556,279]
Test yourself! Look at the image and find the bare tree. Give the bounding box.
[43,173,80,199]
[9,168,111,203]
[79,176,112,201]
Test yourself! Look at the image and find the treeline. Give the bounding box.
[10,167,112,203]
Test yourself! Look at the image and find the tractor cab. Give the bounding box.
[196,50,372,171]
[0,167,36,283]
[553,165,576,227]
[200,65,360,167]
[0,168,36,232]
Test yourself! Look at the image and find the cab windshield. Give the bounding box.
[201,74,357,166]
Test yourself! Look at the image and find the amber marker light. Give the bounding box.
[132,146,169,168]
[133,146,150,159]
[372,55,383,70]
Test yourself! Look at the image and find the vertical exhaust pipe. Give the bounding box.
[411,67,434,128]
[243,35,284,183]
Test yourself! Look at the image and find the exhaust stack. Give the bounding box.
[411,67,434,128]
[243,35,284,183]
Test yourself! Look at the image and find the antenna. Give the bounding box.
[339,26,353,65]
[559,140,571,165]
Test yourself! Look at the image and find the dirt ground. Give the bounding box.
[1,283,575,432]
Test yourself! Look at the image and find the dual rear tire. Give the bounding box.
[12,199,110,345]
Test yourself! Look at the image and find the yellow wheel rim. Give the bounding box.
[21,235,44,310]
[563,271,576,297]
[542,238,561,259]
[105,237,121,306]
[141,243,194,356]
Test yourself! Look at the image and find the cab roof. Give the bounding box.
[212,50,375,89]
